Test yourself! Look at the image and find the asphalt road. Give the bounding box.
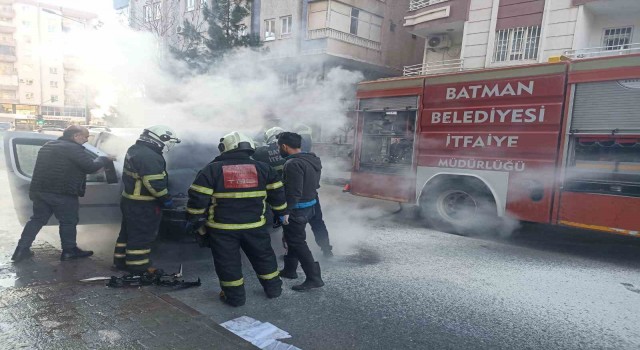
[2,155,639,349]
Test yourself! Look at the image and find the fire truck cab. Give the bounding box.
[351,54,640,237]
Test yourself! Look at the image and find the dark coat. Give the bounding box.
[282,152,322,209]
[29,137,109,197]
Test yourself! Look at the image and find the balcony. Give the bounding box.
[409,0,449,12]
[307,28,381,51]
[0,37,15,46]
[0,8,14,18]
[0,24,14,33]
[0,54,16,62]
[403,59,464,76]
[564,43,640,59]
[0,74,18,86]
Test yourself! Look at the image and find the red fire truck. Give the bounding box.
[350,54,640,236]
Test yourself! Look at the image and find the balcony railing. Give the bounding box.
[564,43,640,59]
[409,0,449,12]
[307,28,381,51]
[403,59,464,76]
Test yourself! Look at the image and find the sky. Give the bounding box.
[42,0,114,17]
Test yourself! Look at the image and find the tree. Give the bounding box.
[171,0,261,70]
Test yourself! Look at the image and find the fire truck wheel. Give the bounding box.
[419,178,497,236]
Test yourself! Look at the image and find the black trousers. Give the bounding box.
[18,192,80,250]
[282,207,317,271]
[113,198,162,272]
[209,226,282,305]
[308,198,331,251]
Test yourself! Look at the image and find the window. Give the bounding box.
[25,92,33,99]
[187,0,195,11]
[21,20,30,27]
[493,26,541,62]
[281,16,292,37]
[201,0,208,7]
[350,8,359,35]
[143,5,152,22]
[360,111,416,174]
[50,81,58,88]
[50,95,58,102]
[1,89,15,100]
[265,19,276,40]
[0,44,15,56]
[153,2,161,20]
[49,67,57,74]
[15,141,43,178]
[603,27,633,50]
[25,80,33,85]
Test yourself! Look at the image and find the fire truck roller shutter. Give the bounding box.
[359,96,418,111]
[571,80,640,132]
[418,175,498,236]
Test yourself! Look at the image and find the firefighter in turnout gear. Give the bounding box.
[253,127,287,228]
[113,125,181,272]
[186,131,288,307]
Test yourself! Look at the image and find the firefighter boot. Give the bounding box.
[292,262,324,292]
[219,290,245,307]
[260,277,283,299]
[11,246,34,263]
[279,255,299,279]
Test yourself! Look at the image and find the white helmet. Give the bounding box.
[294,123,312,136]
[143,125,181,152]
[264,126,285,144]
[218,131,256,154]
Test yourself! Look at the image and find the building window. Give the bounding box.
[201,0,207,8]
[25,92,33,99]
[281,16,292,37]
[603,27,633,50]
[153,2,161,20]
[265,19,276,41]
[50,95,58,102]
[0,44,15,56]
[21,20,30,27]
[50,67,57,74]
[493,26,541,62]
[50,81,58,88]
[25,79,33,85]
[143,5,152,22]
[187,0,195,11]
[350,8,359,35]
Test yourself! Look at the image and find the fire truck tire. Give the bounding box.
[419,178,497,236]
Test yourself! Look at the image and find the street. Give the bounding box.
[1,156,639,349]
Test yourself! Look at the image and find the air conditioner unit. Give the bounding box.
[427,34,451,50]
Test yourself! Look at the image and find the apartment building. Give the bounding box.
[259,0,425,81]
[402,0,640,76]
[0,0,96,129]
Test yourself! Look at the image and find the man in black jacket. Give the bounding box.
[11,125,113,262]
[277,132,325,291]
[186,131,288,307]
[113,125,180,272]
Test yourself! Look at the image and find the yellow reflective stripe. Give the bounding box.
[212,191,267,199]
[258,271,279,280]
[208,202,217,223]
[266,181,283,190]
[220,278,244,287]
[126,249,151,255]
[134,179,142,196]
[114,253,126,258]
[124,169,140,179]
[126,259,149,266]
[274,165,284,171]
[206,217,266,230]
[187,207,206,215]
[115,243,126,248]
[142,172,167,197]
[122,192,156,201]
[271,202,287,211]
[190,184,214,195]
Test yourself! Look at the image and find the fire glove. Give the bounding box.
[185,219,209,248]
[194,226,210,248]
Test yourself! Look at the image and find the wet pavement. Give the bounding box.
[2,148,640,349]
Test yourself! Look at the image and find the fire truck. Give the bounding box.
[350,54,640,236]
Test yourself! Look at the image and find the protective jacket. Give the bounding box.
[121,140,170,202]
[252,142,286,176]
[187,151,288,230]
[30,137,109,197]
[282,153,322,209]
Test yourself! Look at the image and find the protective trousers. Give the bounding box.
[282,207,317,274]
[18,192,79,250]
[113,198,162,272]
[209,227,282,306]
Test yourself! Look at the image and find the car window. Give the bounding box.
[13,139,107,183]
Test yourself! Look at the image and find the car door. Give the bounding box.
[3,131,122,225]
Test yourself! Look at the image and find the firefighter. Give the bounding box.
[113,125,180,272]
[186,131,288,307]
[253,127,287,228]
[277,132,325,291]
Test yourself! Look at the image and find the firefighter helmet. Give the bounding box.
[218,131,256,154]
[264,126,285,144]
[143,125,181,152]
[294,123,312,136]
